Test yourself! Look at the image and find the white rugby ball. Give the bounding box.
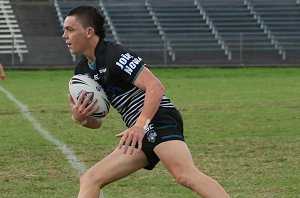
[69,74,110,118]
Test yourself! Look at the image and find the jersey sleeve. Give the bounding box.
[108,46,146,83]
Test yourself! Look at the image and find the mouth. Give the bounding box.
[66,42,71,48]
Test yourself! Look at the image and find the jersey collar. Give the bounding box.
[94,39,105,56]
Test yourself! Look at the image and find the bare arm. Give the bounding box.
[117,67,165,154]
[134,67,165,122]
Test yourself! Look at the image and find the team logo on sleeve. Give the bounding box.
[116,53,142,75]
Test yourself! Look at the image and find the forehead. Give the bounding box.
[63,16,82,29]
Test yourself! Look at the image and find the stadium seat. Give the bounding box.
[249,0,300,60]
[0,0,28,62]
[53,0,300,65]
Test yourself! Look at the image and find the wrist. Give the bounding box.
[135,115,151,130]
[72,115,88,125]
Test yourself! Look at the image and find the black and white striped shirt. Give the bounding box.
[75,40,175,127]
[111,87,174,127]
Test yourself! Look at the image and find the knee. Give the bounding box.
[79,170,104,189]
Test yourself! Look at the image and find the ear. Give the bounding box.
[86,27,95,38]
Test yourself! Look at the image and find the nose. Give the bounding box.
[62,31,67,40]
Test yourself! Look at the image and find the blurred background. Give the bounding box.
[0,0,300,68]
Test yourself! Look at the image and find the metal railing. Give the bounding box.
[0,0,28,64]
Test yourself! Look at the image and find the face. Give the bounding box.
[62,16,89,55]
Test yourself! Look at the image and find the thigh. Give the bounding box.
[85,147,149,187]
[154,140,197,175]
[141,108,185,170]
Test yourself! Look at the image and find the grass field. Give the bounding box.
[0,68,299,198]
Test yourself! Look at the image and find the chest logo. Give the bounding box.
[116,53,142,75]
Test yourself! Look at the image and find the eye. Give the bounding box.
[64,26,73,32]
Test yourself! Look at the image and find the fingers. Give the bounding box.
[137,137,142,152]
[115,132,124,137]
[117,126,145,155]
[69,91,99,119]
[77,91,98,113]
[76,91,86,108]
[78,91,92,109]
[118,131,128,149]
[68,93,75,106]
[84,96,99,116]
[129,136,138,155]
[123,133,134,154]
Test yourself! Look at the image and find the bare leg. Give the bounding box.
[78,148,149,198]
[155,140,230,198]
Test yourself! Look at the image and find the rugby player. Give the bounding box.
[63,5,229,198]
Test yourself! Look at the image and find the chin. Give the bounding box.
[69,49,79,55]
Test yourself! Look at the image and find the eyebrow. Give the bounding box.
[63,25,73,30]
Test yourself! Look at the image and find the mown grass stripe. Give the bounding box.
[0,85,105,198]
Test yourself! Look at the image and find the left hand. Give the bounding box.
[116,126,145,155]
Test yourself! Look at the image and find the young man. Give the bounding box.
[63,5,229,198]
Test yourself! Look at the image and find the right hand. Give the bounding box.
[68,91,99,122]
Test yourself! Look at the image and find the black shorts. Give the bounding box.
[141,107,184,170]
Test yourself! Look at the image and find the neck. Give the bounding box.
[85,36,100,63]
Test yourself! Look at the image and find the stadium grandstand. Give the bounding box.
[0,0,28,64]
[0,0,299,68]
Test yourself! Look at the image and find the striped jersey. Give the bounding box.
[74,40,175,127]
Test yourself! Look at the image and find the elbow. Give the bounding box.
[157,82,165,97]
[95,119,103,129]
[91,123,102,129]
[85,118,102,129]
[160,84,165,96]
[146,80,165,98]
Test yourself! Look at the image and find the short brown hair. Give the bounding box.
[67,5,106,39]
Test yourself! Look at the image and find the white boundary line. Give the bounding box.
[0,85,104,198]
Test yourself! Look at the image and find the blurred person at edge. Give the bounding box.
[0,63,7,80]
